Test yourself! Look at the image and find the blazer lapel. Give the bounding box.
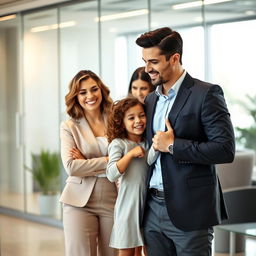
[169,73,194,127]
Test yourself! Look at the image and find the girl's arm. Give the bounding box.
[147,144,160,165]
[117,145,144,173]
[107,140,144,182]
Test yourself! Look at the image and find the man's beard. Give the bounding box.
[151,76,166,86]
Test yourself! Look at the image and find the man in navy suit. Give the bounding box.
[136,27,235,256]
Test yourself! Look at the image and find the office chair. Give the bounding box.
[214,186,256,254]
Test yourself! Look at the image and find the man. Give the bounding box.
[136,27,235,256]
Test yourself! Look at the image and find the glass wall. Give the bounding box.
[0,14,24,211]
[23,9,60,218]
[204,0,256,147]
[0,0,256,224]
[60,0,99,116]
[100,0,149,100]
[210,19,256,137]
[151,0,205,79]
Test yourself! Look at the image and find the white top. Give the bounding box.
[96,136,108,177]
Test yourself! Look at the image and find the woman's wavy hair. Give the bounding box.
[107,97,145,143]
[65,70,112,119]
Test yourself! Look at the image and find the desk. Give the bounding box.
[216,223,256,256]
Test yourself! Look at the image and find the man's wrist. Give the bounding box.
[168,143,174,154]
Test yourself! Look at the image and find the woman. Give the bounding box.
[59,70,117,256]
[128,67,155,103]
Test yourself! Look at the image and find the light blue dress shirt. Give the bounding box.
[149,71,186,190]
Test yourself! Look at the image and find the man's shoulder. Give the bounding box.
[144,90,157,104]
[186,72,219,90]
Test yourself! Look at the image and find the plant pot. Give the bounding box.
[39,193,60,216]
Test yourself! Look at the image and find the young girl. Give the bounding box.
[106,97,150,256]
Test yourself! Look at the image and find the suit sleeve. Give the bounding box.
[173,84,235,164]
[106,139,124,182]
[60,122,107,177]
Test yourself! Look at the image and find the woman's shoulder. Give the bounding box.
[60,117,83,129]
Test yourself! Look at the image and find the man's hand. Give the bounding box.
[152,119,174,152]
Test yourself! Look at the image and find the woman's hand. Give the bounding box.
[70,147,86,159]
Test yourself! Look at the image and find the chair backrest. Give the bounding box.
[216,150,255,189]
[222,186,256,224]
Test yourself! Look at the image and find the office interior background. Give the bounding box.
[0,0,256,227]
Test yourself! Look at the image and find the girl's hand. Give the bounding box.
[70,147,86,159]
[129,146,145,158]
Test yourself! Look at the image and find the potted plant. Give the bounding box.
[26,149,61,216]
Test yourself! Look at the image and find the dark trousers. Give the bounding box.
[143,194,214,256]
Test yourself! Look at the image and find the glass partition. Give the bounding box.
[100,0,149,100]
[150,0,205,80]
[209,19,256,141]
[23,9,61,218]
[205,0,256,147]
[59,0,99,121]
[0,14,24,211]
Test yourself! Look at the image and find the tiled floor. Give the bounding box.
[0,213,256,256]
[0,214,65,256]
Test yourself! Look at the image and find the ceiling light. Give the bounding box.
[172,0,232,10]
[245,10,255,15]
[94,9,148,22]
[30,21,76,33]
[0,14,16,22]
[194,16,203,22]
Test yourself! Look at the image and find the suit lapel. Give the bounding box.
[169,73,194,127]
[146,93,158,140]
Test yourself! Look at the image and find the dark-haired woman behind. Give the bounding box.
[128,67,155,103]
[59,70,117,256]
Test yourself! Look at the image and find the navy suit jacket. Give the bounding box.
[144,73,235,231]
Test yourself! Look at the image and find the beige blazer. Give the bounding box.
[59,117,108,207]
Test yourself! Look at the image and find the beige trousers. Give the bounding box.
[63,177,117,256]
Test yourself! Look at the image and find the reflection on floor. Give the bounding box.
[0,191,61,219]
[0,214,256,256]
[0,214,65,256]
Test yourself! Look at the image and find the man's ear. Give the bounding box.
[171,53,180,64]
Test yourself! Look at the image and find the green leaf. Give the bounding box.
[26,149,61,195]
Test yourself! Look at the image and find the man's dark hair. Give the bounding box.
[136,27,183,64]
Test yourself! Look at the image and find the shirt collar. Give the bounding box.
[155,70,187,98]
